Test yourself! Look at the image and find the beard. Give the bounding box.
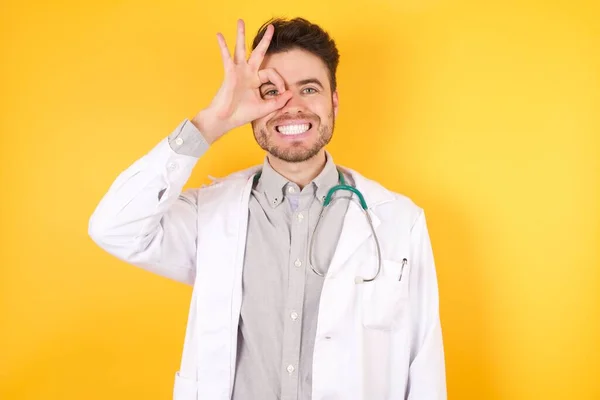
[252,111,335,163]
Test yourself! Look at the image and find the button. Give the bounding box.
[167,162,177,171]
[294,259,302,267]
[297,213,304,222]
[288,186,296,193]
[175,137,184,145]
[287,364,295,374]
[290,311,299,321]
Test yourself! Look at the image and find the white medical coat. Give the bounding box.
[88,137,447,399]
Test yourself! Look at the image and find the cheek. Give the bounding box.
[254,111,278,129]
[314,102,333,121]
[251,117,267,132]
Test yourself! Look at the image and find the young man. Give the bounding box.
[89,17,446,400]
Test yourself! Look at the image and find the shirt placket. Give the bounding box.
[280,185,313,400]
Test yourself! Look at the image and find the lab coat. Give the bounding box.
[88,136,447,399]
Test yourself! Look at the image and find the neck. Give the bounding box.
[267,150,327,189]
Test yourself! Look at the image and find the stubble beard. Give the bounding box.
[252,111,335,163]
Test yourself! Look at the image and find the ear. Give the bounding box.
[332,90,339,118]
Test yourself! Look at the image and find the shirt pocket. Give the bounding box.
[361,259,409,331]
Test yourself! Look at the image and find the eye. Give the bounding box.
[262,89,279,97]
[303,87,317,94]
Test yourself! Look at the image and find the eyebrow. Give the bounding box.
[295,78,324,89]
[260,78,325,91]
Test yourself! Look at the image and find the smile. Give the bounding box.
[276,123,312,135]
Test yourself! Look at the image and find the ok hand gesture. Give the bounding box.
[192,20,292,144]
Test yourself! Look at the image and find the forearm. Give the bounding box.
[88,119,206,283]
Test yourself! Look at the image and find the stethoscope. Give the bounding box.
[253,168,382,284]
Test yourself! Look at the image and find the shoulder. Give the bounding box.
[190,165,260,200]
[341,166,424,227]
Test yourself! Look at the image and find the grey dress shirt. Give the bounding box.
[168,120,350,400]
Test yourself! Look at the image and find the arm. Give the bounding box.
[88,119,208,285]
[407,210,447,399]
[88,19,291,285]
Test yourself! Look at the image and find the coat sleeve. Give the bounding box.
[88,119,205,285]
[406,210,447,399]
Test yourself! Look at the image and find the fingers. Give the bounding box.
[234,19,246,64]
[257,68,286,95]
[257,68,289,116]
[216,32,232,69]
[261,90,293,114]
[248,24,274,68]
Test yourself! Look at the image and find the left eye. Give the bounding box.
[303,87,317,94]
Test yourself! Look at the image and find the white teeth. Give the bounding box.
[277,123,310,135]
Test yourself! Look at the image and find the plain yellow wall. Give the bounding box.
[1,0,599,398]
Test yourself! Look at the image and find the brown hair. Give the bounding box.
[251,17,340,92]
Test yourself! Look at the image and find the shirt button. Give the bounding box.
[287,364,295,374]
[167,162,177,171]
[290,311,299,321]
[175,137,184,145]
[297,213,304,222]
[288,186,296,193]
[294,259,302,267]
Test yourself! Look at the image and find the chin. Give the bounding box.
[268,142,324,163]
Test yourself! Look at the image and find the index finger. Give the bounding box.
[248,24,274,68]
[216,32,233,69]
[257,68,286,95]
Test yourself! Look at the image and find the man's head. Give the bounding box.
[250,18,340,163]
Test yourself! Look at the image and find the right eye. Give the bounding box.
[263,89,279,97]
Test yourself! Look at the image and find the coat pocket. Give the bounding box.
[173,371,197,400]
[361,260,409,331]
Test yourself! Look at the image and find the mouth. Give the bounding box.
[275,123,313,136]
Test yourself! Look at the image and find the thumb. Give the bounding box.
[260,90,292,115]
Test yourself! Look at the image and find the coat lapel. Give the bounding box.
[327,203,381,277]
[325,169,390,277]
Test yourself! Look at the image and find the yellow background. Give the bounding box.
[1,0,598,398]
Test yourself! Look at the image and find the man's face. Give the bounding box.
[251,48,339,163]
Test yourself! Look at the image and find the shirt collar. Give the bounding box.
[257,156,289,207]
[313,151,340,204]
[256,151,340,208]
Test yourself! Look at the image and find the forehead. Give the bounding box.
[261,48,331,90]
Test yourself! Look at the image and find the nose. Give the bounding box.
[281,92,305,114]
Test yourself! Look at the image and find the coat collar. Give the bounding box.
[214,162,396,211]
[208,162,396,278]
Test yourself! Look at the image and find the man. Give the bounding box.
[89,17,446,400]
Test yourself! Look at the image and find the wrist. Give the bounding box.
[191,108,226,145]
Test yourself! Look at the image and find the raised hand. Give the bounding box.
[192,19,292,144]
